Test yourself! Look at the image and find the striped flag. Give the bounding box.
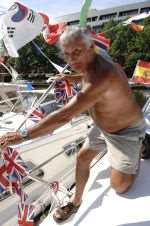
[91,32,111,50]
[43,22,66,45]
[132,60,150,84]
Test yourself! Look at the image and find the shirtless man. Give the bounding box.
[0,27,145,222]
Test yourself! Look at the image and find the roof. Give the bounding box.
[40,154,150,226]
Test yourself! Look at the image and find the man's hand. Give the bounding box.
[0,132,24,149]
[47,73,73,83]
[55,73,73,82]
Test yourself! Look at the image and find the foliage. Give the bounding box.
[8,35,63,80]
[7,16,150,81]
[102,17,150,77]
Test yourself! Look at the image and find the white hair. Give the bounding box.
[59,26,93,48]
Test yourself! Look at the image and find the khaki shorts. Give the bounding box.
[83,119,146,174]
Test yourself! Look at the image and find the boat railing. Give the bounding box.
[23,135,106,215]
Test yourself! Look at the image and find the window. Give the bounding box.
[68,20,79,25]
[99,13,117,20]
[87,16,98,22]
[92,16,98,21]
[140,7,150,13]
[119,9,138,17]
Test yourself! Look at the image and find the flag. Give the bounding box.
[0,159,9,193]
[129,22,144,32]
[39,12,49,25]
[80,0,92,27]
[132,60,150,84]
[54,80,78,105]
[1,2,45,57]
[30,107,45,123]
[3,147,27,183]
[0,147,35,225]
[91,32,111,50]
[42,22,66,45]
[50,181,59,193]
[12,180,28,204]
[18,203,34,226]
[0,147,28,197]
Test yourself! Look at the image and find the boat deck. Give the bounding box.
[40,154,150,226]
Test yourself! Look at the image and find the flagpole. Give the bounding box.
[16,63,69,131]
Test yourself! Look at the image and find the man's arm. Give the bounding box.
[0,80,103,147]
[57,73,83,83]
[27,81,102,139]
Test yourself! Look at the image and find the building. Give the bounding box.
[55,1,150,31]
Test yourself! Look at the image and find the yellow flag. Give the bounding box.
[132,60,150,84]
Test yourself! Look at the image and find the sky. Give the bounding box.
[0,0,147,20]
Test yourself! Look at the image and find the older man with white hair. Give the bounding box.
[0,27,145,223]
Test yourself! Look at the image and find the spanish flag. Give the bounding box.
[132,60,150,84]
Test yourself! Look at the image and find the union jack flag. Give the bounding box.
[50,181,59,193]
[30,108,45,123]
[0,147,28,195]
[0,147,35,224]
[18,203,35,226]
[3,147,27,183]
[12,180,28,204]
[54,80,78,105]
[0,159,9,193]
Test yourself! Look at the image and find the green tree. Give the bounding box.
[101,17,150,77]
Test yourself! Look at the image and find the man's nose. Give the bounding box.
[68,53,78,61]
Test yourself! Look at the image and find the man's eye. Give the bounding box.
[74,50,82,56]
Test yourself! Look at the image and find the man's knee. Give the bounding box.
[110,169,135,194]
[77,148,97,166]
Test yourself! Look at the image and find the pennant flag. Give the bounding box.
[0,147,28,193]
[132,60,150,84]
[54,80,78,105]
[90,31,112,62]
[91,31,111,50]
[0,159,9,193]
[3,147,27,183]
[129,22,144,32]
[18,203,34,226]
[0,147,35,225]
[29,107,45,123]
[80,0,92,27]
[42,22,66,45]
[39,12,49,25]
[12,180,28,204]
[1,2,45,57]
